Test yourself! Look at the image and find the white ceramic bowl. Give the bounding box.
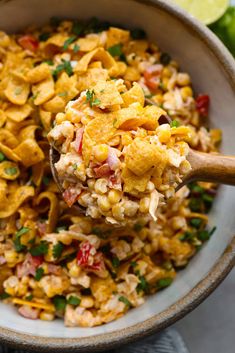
[0,0,235,351]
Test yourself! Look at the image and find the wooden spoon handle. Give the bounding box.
[186,149,235,185]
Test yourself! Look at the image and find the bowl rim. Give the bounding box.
[1,0,235,351]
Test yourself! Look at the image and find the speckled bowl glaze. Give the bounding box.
[0,0,235,351]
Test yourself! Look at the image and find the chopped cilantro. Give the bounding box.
[107,43,123,57]
[197,230,210,241]
[0,292,10,299]
[30,241,48,256]
[16,227,30,238]
[156,277,173,289]
[5,167,18,176]
[53,242,64,259]
[52,59,73,79]
[39,32,50,41]
[189,198,202,212]
[179,231,194,242]
[44,59,54,66]
[133,223,143,232]
[118,296,131,308]
[190,218,202,229]
[35,267,44,281]
[202,193,214,204]
[160,52,171,65]
[52,295,66,311]
[130,28,146,39]
[85,89,101,107]
[42,176,50,186]
[188,183,204,195]
[25,294,33,301]
[73,43,80,53]
[67,295,81,306]
[170,120,180,128]
[112,257,120,268]
[14,236,26,253]
[0,152,6,162]
[63,36,77,51]
[137,275,149,294]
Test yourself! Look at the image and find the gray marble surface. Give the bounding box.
[175,269,235,353]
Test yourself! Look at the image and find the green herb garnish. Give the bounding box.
[156,277,173,289]
[52,295,67,311]
[190,218,202,229]
[0,152,6,162]
[52,59,73,79]
[118,296,131,308]
[39,32,50,41]
[189,198,202,212]
[107,43,123,57]
[179,231,194,242]
[63,36,77,51]
[16,227,30,238]
[170,120,180,128]
[73,43,80,53]
[85,89,101,107]
[44,59,54,66]
[53,242,64,259]
[112,257,120,268]
[137,275,149,294]
[35,267,44,281]
[0,292,10,300]
[67,296,81,306]
[30,241,48,256]
[25,294,33,301]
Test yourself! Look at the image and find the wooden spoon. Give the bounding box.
[50,145,235,213]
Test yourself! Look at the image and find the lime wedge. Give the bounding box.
[171,0,229,25]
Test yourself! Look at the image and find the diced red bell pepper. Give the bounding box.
[196,94,210,117]
[143,65,162,90]
[77,241,93,266]
[63,187,81,207]
[31,255,43,267]
[74,127,84,154]
[18,35,39,52]
[77,241,105,274]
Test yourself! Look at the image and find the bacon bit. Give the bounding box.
[94,163,112,178]
[37,221,47,236]
[18,305,39,320]
[196,94,210,117]
[144,64,163,90]
[77,241,105,274]
[18,35,39,52]
[63,187,81,207]
[73,127,84,154]
[16,254,42,278]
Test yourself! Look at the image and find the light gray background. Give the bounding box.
[172,1,235,352]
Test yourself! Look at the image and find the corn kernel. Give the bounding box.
[123,200,139,217]
[93,144,109,163]
[87,178,95,189]
[181,86,193,100]
[98,195,111,212]
[108,189,122,204]
[69,264,81,277]
[139,197,150,213]
[55,112,66,124]
[144,243,152,254]
[80,296,94,308]
[94,178,108,194]
[121,133,132,146]
[176,73,191,86]
[162,67,172,78]
[158,129,171,143]
[112,204,125,221]
[40,311,55,321]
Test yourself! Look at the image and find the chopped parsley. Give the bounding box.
[118,296,131,308]
[53,242,64,259]
[52,59,73,79]
[67,296,81,306]
[35,267,44,281]
[130,28,146,39]
[179,231,194,242]
[188,183,205,195]
[16,227,30,238]
[0,152,6,162]
[189,198,202,212]
[52,295,67,311]
[156,277,173,289]
[5,167,18,176]
[29,241,48,256]
[0,292,11,300]
[160,52,171,66]
[107,43,123,57]
[44,59,54,66]
[170,119,180,128]
[63,36,77,51]
[14,227,30,252]
[85,89,101,107]
[137,275,149,294]
[73,43,80,53]
[39,32,50,41]
[25,294,33,301]
[189,218,203,229]
[112,257,120,268]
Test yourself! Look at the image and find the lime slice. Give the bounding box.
[171,0,229,25]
